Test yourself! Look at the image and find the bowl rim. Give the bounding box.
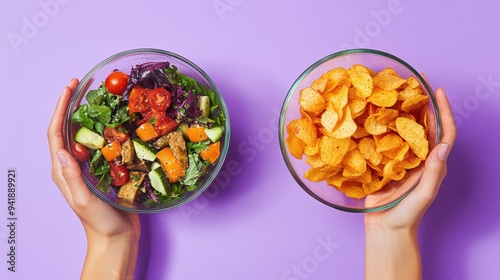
[63,48,231,213]
[279,48,442,213]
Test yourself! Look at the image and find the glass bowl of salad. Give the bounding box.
[64,48,230,213]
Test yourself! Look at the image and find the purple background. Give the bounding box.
[1,0,499,279]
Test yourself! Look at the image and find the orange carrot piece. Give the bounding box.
[136,122,158,142]
[185,126,209,142]
[101,141,122,162]
[200,141,221,164]
[156,147,185,183]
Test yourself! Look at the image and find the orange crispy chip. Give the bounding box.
[322,67,351,92]
[375,133,404,153]
[349,71,373,98]
[319,136,350,166]
[293,117,318,145]
[395,117,429,160]
[320,108,339,133]
[401,94,429,112]
[286,134,305,159]
[398,85,422,101]
[305,154,326,168]
[368,87,398,107]
[373,68,407,90]
[299,87,326,115]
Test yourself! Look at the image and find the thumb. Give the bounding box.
[411,142,451,206]
[55,149,93,203]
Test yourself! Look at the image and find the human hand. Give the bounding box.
[363,87,457,280]
[364,87,457,231]
[47,79,140,280]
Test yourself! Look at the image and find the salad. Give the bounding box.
[70,61,225,206]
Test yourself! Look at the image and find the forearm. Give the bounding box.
[365,227,421,280]
[81,233,139,280]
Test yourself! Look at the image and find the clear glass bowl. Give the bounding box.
[279,49,442,213]
[63,48,230,213]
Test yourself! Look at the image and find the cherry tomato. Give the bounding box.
[103,126,129,143]
[128,86,149,112]
[154,116,179,136]
[71,142,90,161]
[109,161,129,186]
[148,87,171,111]
[105,71,129,95]
[141,108,166,123]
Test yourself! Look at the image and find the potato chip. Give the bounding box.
[321,67,351,92]
[352,125,370,139]
[299,87,327,115]
[398,85,422,101]
[358,137,383,166]
[340,181,366,199]
[306,154,326,168]
[368,87,398,107]
[342,149,367,174]
[293,117,318,145]
[320,108,339,133]
[349,71,373,98]
[383,160,407,181]
[304,166,341,182]
[319,136,350,166]
[406,76,420,88]
[395,151,421,169]
[401,94,429,112]
[364,114,388,135]
[395,117,428,159]
[363,173,389,194]
[326,173,349,189]
[375,133,404,153]
[286,134,305,159]
[382,142,410,162]
[304,141,319,156]
[349,96,367,117]
[373,68,407,90]
[311,77,327,93]
[324,85,349,116]
[326,107,357,139]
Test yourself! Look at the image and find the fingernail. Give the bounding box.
[437,143,450,161]
[56,151,68,166]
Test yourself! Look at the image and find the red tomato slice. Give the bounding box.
[71,142,90,161]
[141,108,166,123]
[109,161,129,186]
[148,87,171,111]
[103,126,129,143]
[105,71,129,95]
[128,86,149,113]
[154,116,179,136]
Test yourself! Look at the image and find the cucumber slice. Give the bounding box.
[148,166,169,196]
[178,123,189,139]
[132,138,157,162]
[151,161,161,171]
[74,127,105,149]
[204,126,224,142]
[198,96,210,118]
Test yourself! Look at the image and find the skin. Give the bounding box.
[364,88,457,280]
[47,78,140,280]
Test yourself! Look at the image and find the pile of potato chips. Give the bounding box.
[286,65,430,199]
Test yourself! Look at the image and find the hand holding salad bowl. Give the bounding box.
[64,49,230,213]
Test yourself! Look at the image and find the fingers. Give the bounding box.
[435,88,457,147]
[411,88,456,207]
[56,149,95,210]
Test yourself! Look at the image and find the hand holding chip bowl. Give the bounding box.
[279,49,442,212]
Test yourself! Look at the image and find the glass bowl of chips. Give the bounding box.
[279,49,442,213]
